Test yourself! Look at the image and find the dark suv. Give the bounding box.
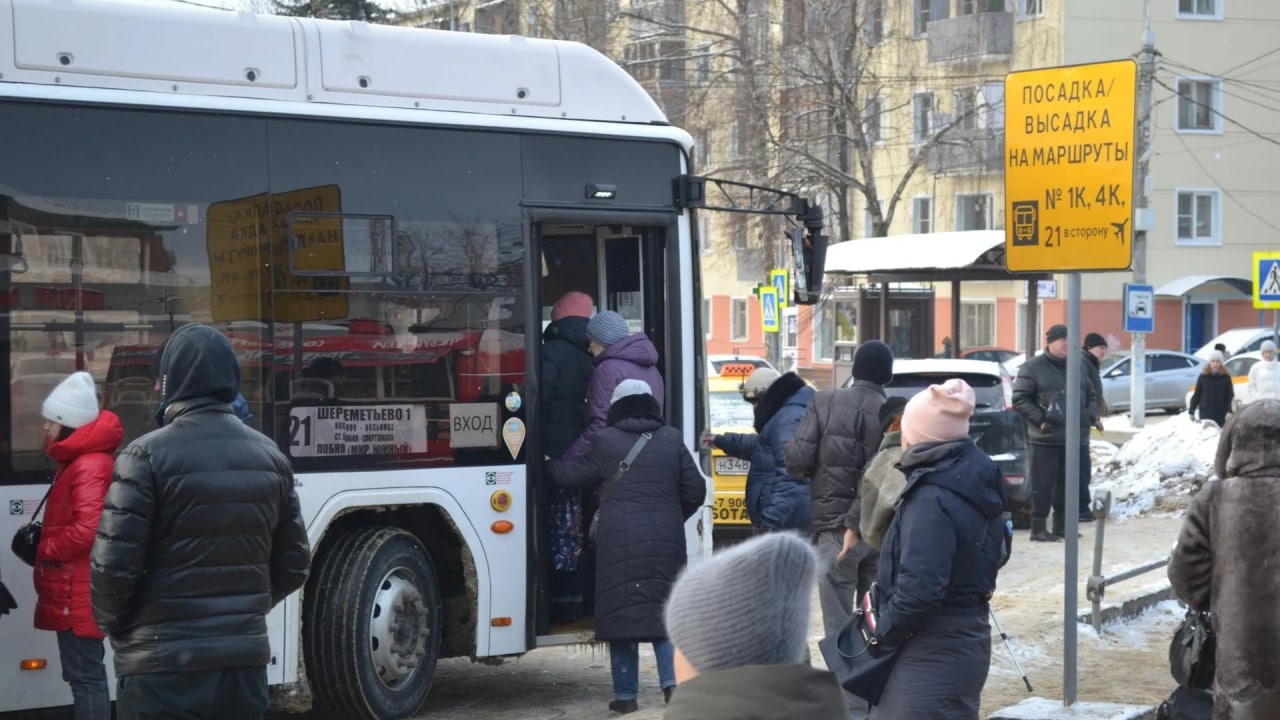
[845,358,1032,527]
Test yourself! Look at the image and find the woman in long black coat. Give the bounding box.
[1189,351,1234,427]
[547,379,706,715]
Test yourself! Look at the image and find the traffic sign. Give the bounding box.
[1254,252,1280,309]
[1004,59,1138,272]
[760,287,780,334]
[770,269,790,308]
[1123,283,1154,334]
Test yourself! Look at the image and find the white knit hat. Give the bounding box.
[611,378,653,405]
[41,371,100,429]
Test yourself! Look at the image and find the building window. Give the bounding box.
[731,297,749,341]
[913,92,935,143]
[956,194,993,231]
[696,127,712,169]
[961,302,996,348]
[955,87,980,131]
[913,0,950,35]
[958,0,977,14]
[913,197,934,234]
[730,216,749,251]
[864,96,883,145]
[783,0,807,46]
[1177,0,1221,19]
[695,43,712,84]
[1176,78,1223,133]
[1019,0,1044,17]
[703,298,712,337]
[784,309,799,348]
[1175,189,1222,246]
[813,300,856,361]
[982,82,1006,129]
[1015,300,1045,352]
[699,214,711,254]
[864,0,884,45]
[864,206,875,238]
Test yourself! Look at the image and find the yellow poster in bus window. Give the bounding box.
[206,184,350,323]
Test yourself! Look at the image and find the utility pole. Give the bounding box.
[1129,0,1156,428]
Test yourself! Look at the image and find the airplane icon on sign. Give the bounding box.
[1111,218,1129,245]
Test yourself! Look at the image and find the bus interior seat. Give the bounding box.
[292,378,335,401]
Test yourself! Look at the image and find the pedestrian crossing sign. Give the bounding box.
[760,287,780,333]
[770,269,789,308]
[1254,252,1280,309]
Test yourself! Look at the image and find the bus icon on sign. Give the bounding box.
[1012,201,1039,246]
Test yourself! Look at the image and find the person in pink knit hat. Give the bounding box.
[862,378,1011,719]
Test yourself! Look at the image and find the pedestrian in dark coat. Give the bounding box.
[547,379,705,715]
[34,372,122,720]
[540,292,598,621]
[1189,351,1234,427]
[1170,400,1280,719]
[871,379,1007,720]
[91,324,312,720]
[710,370,814,532]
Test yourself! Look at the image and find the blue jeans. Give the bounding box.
[609,640,676,701]
[56,631,110,720]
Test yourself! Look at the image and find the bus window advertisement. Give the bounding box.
[289,404,428,457]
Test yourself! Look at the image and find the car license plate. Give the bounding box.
[714,456,750,475]
[713,495,750,524]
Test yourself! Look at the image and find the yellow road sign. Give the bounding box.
[1004,59,1138,272]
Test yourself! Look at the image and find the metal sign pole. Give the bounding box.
[1064,271,1083,705]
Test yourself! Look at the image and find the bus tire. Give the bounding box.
[304,526,442,720]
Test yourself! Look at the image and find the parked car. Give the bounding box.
[1184,350,1260,415]
[1099,350,1204,414]
[1194,327,1277,361]
[845,358,1032,528]
[707,353,776,378]
[706,374,755,539]
[961,347,1019,364]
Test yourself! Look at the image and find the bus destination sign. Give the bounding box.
[289,405,428,458]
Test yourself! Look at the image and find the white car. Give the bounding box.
[1195,327,1277,361]
[1184,350,1262,415]
[706,354,776,378]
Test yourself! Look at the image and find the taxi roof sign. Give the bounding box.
[718,363,757,379]
[1004,59,1138,273]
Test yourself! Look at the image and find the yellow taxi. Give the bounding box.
[707,365,758,536]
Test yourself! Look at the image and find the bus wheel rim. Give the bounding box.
[369,565,429,691]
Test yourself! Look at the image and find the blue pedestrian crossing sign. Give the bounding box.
[1123,283,1154,334]
[770,269,789,308]
[760,287,780,334]
[1254,252,1280,309]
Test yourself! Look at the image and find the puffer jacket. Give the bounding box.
[856,430,906,552]
[566,333,665,460]
[34,411,123,640]
[784,380,886,533]
[875,439,1007,646]
[1012,350,1098,445]
[1247,359,1280,402]
[1170,401,1280,719]
[541,316,594,461]
[546,392,705,641]
[90,324,312,676]
[718,373,814,531]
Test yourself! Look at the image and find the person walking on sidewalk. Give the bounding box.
[91,325,311,720]
[1012,324,1098,542]
[1248,339,1280,402]
[1189,350,1234,427]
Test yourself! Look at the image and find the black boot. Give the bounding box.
[609,699,639,714]
[1051,513,1082,538]
[1031,518,1060,542]
[664,687,674,704]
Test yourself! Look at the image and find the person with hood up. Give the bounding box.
[565,310,665,460]
[1189,350,1234,427]
[541,292,599,620]
[869,379,1008,720]
[1247,339,1280,402]
[856,396,909,553]
[546,379,705,715]
[150,332,254,426]
[706,368,815,533]
[1169,400,1280,718]
[91,324,311,720]
[663,532,848,720]
[33,371,122,720]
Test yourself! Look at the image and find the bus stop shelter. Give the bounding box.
[824,229,1052,360]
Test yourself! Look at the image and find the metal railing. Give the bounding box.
[1085,489,1170,633]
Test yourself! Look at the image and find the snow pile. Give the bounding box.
[1091,415,1221,519]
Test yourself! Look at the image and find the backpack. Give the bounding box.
[1155,687,1212,720]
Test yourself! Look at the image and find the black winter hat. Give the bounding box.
[852,340,895,385]
[878,396,908,432]
[1084,332,1108,350]
[1046,324,1069,344]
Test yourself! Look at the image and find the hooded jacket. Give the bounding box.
[874,439,1007,646]
[34,411,123,639]
[540,316,594,461]
[1012,350,1099,445]
[1247,358,1280,402]
[1170,401,1280,719]
[664,664,849,720]
[90,324,312,676]
[718,373,814,531]
[784,380,886,533]
[566,332,665,460]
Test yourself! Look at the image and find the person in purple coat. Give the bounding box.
[564,310,665,461]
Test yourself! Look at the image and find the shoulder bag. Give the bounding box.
[1169,609,1215,691]
[11,482,52,567]
[588,432,652,545]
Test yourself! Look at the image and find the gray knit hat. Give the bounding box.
[664,532,817,674]
[587,311,630,348]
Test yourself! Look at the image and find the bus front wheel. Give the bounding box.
[304,526,443,720]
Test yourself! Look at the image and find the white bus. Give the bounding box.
[0,1,825,717]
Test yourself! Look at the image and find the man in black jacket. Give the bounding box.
[1012,324,1099,542]
[91,324,311,720]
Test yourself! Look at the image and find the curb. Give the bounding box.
[1076,584,1175,627]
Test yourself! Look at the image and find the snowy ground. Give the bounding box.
[1091,413,1222,520]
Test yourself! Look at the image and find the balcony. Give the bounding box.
[927,11,1013,65]
[927,128,1005,175]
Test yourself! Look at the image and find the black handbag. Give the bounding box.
[1169,609,1215,691]
[818,583,901,705]
[10,484,52,567]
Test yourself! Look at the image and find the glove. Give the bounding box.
[0,580,16,616]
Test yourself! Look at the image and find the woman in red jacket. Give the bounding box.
[34,371,122,720]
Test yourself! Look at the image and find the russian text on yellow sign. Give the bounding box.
[1004,59,1137,273]
[1253,251,1280,310]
